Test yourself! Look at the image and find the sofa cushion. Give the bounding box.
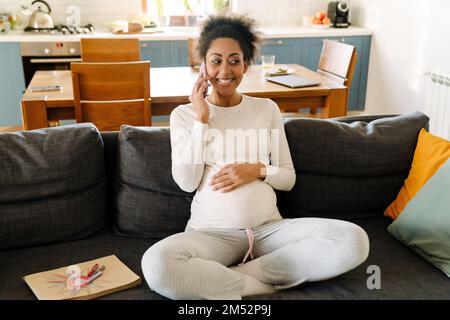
[388,158,450,277]
[2,217,450,300]
[281,111,429,219]
[385,128,450,219]
[0,123,107,250]
[114,126,192,239]
[245,217,450,300]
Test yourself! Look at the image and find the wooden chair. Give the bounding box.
[318,39,357,87]
[80,38,141,62]
[309,39,357,115]
[71,61,151,131]
[188,38,201,68]
[283,39,357,118]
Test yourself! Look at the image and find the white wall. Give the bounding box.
[0,0,332,29]
[233,0,330,26]
[351,0,450,115]
[0,0,141,29]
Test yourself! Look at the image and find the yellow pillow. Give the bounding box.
[384,128,450,219]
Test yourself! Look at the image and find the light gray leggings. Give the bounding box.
[141,218,370,300]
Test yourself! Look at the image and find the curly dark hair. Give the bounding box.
[197,14,263,64]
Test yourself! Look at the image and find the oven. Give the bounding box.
[21,42,82,86]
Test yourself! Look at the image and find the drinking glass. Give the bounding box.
[261,55,275,69]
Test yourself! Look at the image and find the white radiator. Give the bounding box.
[424,70,450,140]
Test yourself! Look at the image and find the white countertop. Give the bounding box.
[0,26,372,42]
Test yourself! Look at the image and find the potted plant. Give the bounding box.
[213,0,230,15]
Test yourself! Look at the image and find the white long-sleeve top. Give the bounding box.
[170,94,296,230]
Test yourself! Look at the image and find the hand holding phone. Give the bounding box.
[189,60,211,123]
[199,61,210,98]
[199,60,207,77]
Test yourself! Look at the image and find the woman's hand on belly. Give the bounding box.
[208,162,266,193]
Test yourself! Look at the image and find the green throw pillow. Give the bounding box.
[388,158,450,277]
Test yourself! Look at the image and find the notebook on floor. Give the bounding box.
[265,75,321,88]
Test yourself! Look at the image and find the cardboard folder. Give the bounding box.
[23,255,141,300]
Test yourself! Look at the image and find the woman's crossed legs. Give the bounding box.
[141,218,370,299]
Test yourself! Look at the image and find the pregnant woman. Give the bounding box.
[141,14,370,300]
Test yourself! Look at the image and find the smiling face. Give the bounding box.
[205,37,249,97]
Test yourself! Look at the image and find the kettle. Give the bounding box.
[27,0,54,29]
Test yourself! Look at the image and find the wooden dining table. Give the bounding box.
[21,64,348,130]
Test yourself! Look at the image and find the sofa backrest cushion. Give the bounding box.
[0,123,107,250]
[280,111,429,219]
[114,126,192,239]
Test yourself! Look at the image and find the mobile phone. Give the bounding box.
[199,60,209,98]
[199,60,208,77]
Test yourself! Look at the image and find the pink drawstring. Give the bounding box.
[239,228,254,266]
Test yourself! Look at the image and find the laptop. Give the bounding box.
[265,75,321,88]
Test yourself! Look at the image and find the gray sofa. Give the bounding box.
[1,111,449,300]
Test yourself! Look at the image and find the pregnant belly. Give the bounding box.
[191,172,278,228]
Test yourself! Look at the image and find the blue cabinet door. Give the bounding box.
[171,38,302,67]
[0,43,25,126]
[260,38,301,65]
[359,36,372,112]
[171,41,189,67]
[300,37,323,70]
[301,36,370,111]
[140,41,171,67]
[142,41,189,67]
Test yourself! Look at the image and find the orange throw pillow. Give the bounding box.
[384,128,450,219]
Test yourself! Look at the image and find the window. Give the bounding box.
[143,0,231,18]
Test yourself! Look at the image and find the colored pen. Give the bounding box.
[87,270,103,284]
[88,264,99,277]
[87,265,106,284]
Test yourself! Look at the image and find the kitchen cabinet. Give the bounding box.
[0,43,25,126]
[140,41,188,67]
[170,41,189,67]
[140,41,171,67]
[259,38,300,65]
